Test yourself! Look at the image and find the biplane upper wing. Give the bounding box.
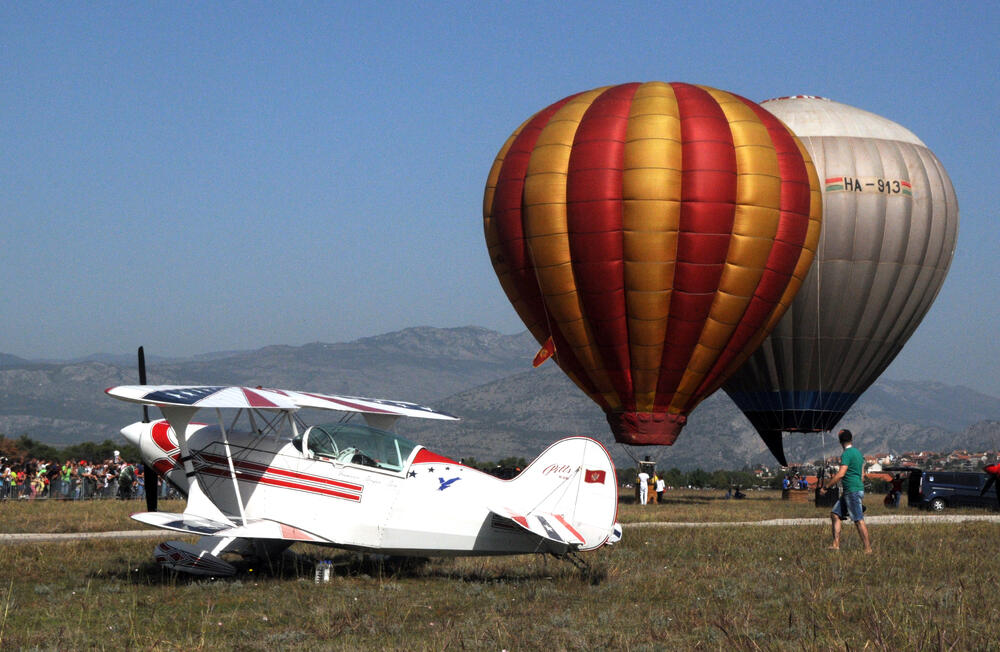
[106,385,300,410]
[105,385,458,420]
[283,389,458,420]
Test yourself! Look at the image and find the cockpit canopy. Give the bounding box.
[293,422,418,472]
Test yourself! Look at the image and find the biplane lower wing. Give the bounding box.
[132,511,234,536]
[131,512,328,543]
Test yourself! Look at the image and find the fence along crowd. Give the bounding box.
[0,454,174,500]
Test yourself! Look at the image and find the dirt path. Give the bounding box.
[0,530,167,544]
[631,513,1000,528]
[3,513,996,544]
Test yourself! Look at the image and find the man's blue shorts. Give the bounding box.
[832,490,865,522]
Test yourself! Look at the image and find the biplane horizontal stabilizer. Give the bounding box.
[488,508,586,549]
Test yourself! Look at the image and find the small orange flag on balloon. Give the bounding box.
[532,336,555,367]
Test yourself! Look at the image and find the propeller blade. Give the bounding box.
[980,475,995,497]
[138,346,157,512]
[138,346,149,424]
[144,462,158,512]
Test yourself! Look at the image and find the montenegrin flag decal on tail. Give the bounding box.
[532,336,556,368]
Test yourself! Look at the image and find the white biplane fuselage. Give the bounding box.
[109,385,620,575]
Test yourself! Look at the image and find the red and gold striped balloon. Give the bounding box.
[483,82,822,446]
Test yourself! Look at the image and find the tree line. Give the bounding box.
[0,434,141,465]
[443,455,772,489]
[5,437,876,493]
[617,466,763,489]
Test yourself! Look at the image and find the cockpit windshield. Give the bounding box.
[292,423,418,472]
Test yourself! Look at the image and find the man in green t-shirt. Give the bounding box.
[819,429,872,553]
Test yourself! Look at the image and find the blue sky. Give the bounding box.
[2,2,997,397]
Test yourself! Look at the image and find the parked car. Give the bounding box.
[903,469,996,511]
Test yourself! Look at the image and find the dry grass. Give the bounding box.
[0,498,179,534]
[0,490,995,649]
[620,488,828,523]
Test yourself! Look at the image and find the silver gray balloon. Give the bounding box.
[723,96,959,464]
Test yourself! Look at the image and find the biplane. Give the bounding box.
[107,376,620,576]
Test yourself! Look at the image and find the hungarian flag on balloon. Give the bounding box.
[532,336,555,367]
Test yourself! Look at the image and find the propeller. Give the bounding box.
[138,346,158,512]
[981,463,1000,510]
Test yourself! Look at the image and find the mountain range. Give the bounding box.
[2,326,998,470]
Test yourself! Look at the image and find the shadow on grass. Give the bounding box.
[92,550,607,586]
[93,549,321,585]
[95,549,607,586]
[305,551,608,585]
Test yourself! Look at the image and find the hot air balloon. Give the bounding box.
[722,96,959,464]
[483,82,822,446]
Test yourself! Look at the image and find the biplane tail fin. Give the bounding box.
[492,437,619,551]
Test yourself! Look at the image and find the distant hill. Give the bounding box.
[0,327,535,446]
[2,326,998,469]
[0,353,29,368]
[404,364,1000,469]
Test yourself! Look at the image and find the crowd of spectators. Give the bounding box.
[0,452,173,500]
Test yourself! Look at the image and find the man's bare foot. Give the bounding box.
[864,548,873,554]
[827,545,839,550]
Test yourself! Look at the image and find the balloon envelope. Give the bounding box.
[722,96,959,463]
[483,82,822,445]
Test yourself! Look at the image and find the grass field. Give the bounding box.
[1,490,996,650]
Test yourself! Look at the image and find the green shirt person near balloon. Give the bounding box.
[839,445,864,493]
[819,429,872,553]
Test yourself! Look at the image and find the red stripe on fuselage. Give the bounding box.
[197,466,362,501]
[198,453,363,492]
[152,459,176,475]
